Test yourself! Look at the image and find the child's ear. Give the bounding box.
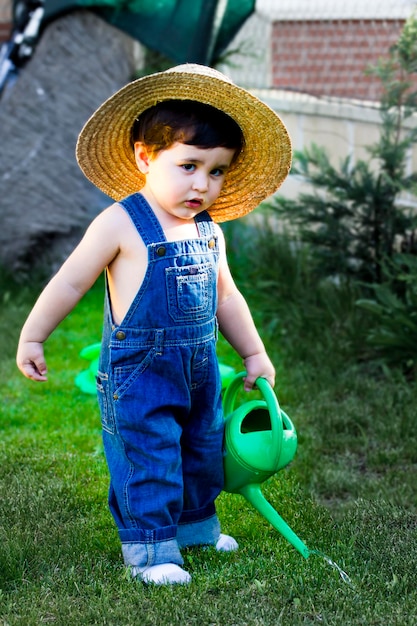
[134,142,151,174]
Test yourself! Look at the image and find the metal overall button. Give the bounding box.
[115,331,126,340]
[208,238,215,249]
[156,246,166,257]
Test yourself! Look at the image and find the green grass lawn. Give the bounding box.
[1,274,417,625]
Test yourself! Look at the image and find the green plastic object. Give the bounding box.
[74,342,101,395]
[218,362,236,390]
[223,372,310,559]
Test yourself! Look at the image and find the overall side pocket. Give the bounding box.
[96,371,116,435]
[112,347,155,400]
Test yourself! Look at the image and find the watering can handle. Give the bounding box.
[223,372,281,415]
[223,372,284,466]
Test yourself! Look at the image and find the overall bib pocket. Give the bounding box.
[166,262,215,323]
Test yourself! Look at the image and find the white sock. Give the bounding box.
[131,563,191,585]
[216,533,239,552]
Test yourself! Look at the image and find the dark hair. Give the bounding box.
[131,100,244,162]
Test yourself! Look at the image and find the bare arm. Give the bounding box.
[16,205,123,381]
[215,225,275,391]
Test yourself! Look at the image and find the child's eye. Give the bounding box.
[182,163,196,172]
[211,168,225,177]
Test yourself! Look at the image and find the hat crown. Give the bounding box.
[166,63,234,86]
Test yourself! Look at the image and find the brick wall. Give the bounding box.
[0,0,12,44]
[272,19,405,100]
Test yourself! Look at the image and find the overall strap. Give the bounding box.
[194,210,216,238]
[118,193,166,245]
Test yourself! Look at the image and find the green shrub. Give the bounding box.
[357,253,417,372]
[268,14,417,286]
[223,217,369,371]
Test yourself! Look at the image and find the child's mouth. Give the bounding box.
[185,199,203,208]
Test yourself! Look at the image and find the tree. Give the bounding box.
[269,14,417,285]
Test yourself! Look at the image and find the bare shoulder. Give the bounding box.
[213,222,227,259]
[91,202,131,232]
[82,202,137,250]
[213,222,226,246]
[213,222,224,237]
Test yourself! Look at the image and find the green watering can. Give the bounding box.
[223,372,310,559]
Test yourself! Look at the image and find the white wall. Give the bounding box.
[256,0,415,20]
[255,89,417,205]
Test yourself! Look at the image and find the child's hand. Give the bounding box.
[243,351,275,392]
[16,341,48,382]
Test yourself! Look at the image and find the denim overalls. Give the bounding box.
[96,193,224,569]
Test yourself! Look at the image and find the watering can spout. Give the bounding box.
[239,483,310,559]
[223,373,309,559]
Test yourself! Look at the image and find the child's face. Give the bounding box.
[134,141,235,221]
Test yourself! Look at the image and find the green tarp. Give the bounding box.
[42,0,255,64]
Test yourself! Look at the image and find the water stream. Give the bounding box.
[309,549,354,587]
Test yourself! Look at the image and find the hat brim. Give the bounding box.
[76,64,292,222]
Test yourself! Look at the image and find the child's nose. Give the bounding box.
[192,172,208,192]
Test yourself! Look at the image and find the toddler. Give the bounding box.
[16,64,291,585]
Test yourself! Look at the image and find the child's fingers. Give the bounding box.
[243,373,275,392]
[243,375,257,391]
[21,359,48,382]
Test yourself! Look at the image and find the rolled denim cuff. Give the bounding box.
[177,513,221,548]
[122,538,183,568]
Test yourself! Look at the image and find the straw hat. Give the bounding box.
[76,64,292,222]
